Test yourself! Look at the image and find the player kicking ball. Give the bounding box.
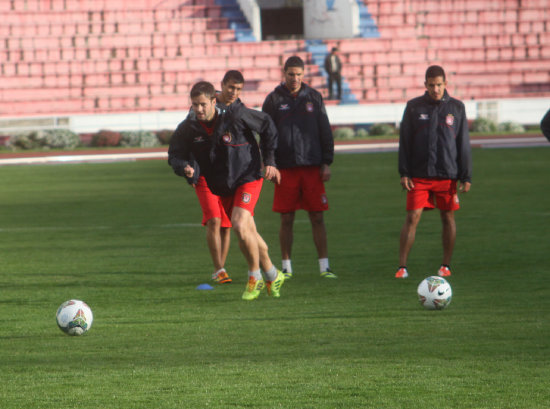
[168,81,284,300]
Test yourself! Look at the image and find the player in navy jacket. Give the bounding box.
[262,56,336,280]
[169,81,284,301]
[396,65,472,280]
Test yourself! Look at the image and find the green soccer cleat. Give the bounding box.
[266,270,285,298]
[242,276,265,301]
[320,269,337,279]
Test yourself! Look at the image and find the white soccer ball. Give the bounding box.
[56,299,94,335]
[417,276,452,310]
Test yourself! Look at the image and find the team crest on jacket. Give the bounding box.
[306,102,314,112]
[279,104,290,111]
[222,131,232,143]
[446,114,455,126]
[241,192,251,204]
[193,136,205,143]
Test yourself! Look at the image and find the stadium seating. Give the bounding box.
[332,0,550,103]
[0,0,549,117]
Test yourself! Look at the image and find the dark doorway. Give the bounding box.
[261,7,304,39]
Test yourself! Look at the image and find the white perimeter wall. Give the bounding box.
[1,97,549,134]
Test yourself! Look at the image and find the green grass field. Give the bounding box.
[0,147,549,408]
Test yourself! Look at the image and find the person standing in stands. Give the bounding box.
[262,56,336,280]
[396,65,472,279]
[180,70,246,285]
[324,47,342,100]
[169,81,285,301]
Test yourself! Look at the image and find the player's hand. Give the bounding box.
[184,164,194,178]
[264,165,281,184]
[459,181,471,193]
[320,164,331,181]
[401,176,414,191]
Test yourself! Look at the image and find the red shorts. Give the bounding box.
[407,178,460,211]
[273,166,329,213]
[194,176,232,227]
[220,179,263,218]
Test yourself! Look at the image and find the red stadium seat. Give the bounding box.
[0,0,549,117]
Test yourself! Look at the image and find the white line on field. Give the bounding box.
[0,223,203,232]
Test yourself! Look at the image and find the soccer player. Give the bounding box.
[396,65,472,279]
[262,56,336,280]
[541,108,550,142]
[179,71,246,285]
[168,81,284,300]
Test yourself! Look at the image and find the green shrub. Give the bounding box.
[471,117,498,133]
[120,131,160,148]
[355,128,369,139]
[42,129,80,149]
[92,130,122,147]
[332,127,355,140]
[9,133,37,150]
[369,123,396,136]
[498,121,525,133]
[8,129,80,150]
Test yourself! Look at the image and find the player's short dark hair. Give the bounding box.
[284,56,305,71]
[425,65,446,81]
[222,70,244,85]
[190,81,216,99]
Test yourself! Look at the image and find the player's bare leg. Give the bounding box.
[308,211,328,259]
[399,208,423,267]
[279,212,295,277]
[440,210,456,266]
[309,211,335,278]
[234,206,283,300]
[220,226,231,266]
[231,207,260,271]
[279,212,295,260]
[205,217,225,271]
[206,218,232,283]
[256,231,272,273]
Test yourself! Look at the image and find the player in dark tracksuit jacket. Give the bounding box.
[168,81,284,301]
[262,83,334,170]
[169,98,278,197]
[262,55,336,280]
[398,90,472,183]
[396,65,472,281]
[541,108,550,142]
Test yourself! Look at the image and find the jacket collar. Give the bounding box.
[423,89,450,105]
[277,82,307,98]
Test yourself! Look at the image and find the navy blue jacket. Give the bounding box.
[168,100,278,197]
[541,108,550,142]
[399,91,472,183]
[262,83,334,169]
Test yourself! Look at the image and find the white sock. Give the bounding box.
[249,269,263,281]
[264,265,278,281]
[212,268,226,279]
[282,259,292,272]
[319,258,329,272]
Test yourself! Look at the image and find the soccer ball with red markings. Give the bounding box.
[56,299,94,335]
[417,276,452,310]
